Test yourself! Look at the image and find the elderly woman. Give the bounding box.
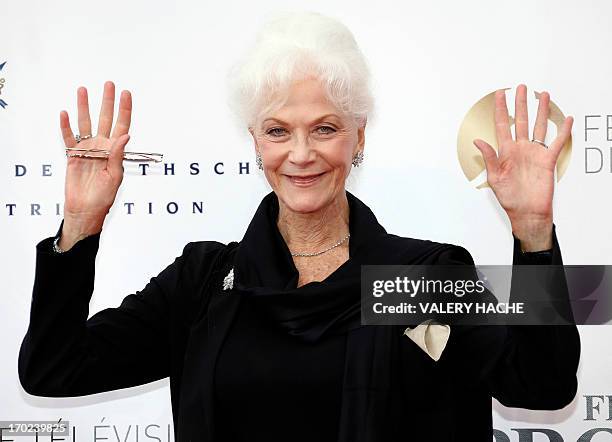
[19,11,579,442]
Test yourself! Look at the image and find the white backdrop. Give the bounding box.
[2,0,611,440]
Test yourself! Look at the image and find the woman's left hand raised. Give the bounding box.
[473,84,573,252]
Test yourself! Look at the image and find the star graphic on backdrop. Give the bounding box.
[0,61,7,109]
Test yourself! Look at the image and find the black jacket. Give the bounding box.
[18,191,580,441]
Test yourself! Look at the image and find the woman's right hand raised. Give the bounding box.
[58,81,132,251]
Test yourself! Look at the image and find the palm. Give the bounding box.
[60,82,132,220]
[65,137,115,214]
[473,85,573,226]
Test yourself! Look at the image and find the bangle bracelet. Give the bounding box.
[519,249,552,263]
[520,249,552,255]
[52,236,66,254]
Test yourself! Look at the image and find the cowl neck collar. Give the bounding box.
[232,190,388,343]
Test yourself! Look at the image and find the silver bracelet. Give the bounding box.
[52,236,67,254]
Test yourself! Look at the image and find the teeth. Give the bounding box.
[290,173,322,184]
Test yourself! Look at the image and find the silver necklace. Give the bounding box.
[290,232,351,257]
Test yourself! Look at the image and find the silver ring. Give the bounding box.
[531,138,548,149]
[75,134,92,143]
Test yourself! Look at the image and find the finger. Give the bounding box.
[111,90,132,138]
[77,86,93,137]
[97,81,115,138]
[60,111,76,148]
[514,84,529,141]
[532,91,550,143]
[549,116,573,158]
[494,89,513,149]
[473,139,500,178]
[107,134,130,181]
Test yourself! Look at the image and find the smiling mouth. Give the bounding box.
[286,172,326,186]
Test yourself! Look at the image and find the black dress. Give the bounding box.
[18,190,580,442]
[214,295,346,442]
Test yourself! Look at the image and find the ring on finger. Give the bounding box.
[75,134,92,143]
[531,138,548,149]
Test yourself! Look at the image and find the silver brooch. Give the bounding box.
[222,268,234,291]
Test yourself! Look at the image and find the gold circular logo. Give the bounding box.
[457,88,572,189]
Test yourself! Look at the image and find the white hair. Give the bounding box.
[226,11,375,130]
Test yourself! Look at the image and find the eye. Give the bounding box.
[266,127,287,137]
[316,125,336,135]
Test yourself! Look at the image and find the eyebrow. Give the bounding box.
[261,113,341,126]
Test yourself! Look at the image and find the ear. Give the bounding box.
[248,126,259,154]
[356,118,366,152]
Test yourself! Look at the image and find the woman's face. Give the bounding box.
[249,76,365,214]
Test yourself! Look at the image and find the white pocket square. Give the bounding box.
[404,319,451,362]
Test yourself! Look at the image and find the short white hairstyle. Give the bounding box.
[226,11,375,130]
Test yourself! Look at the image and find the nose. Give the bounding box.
[287,133,316,165]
